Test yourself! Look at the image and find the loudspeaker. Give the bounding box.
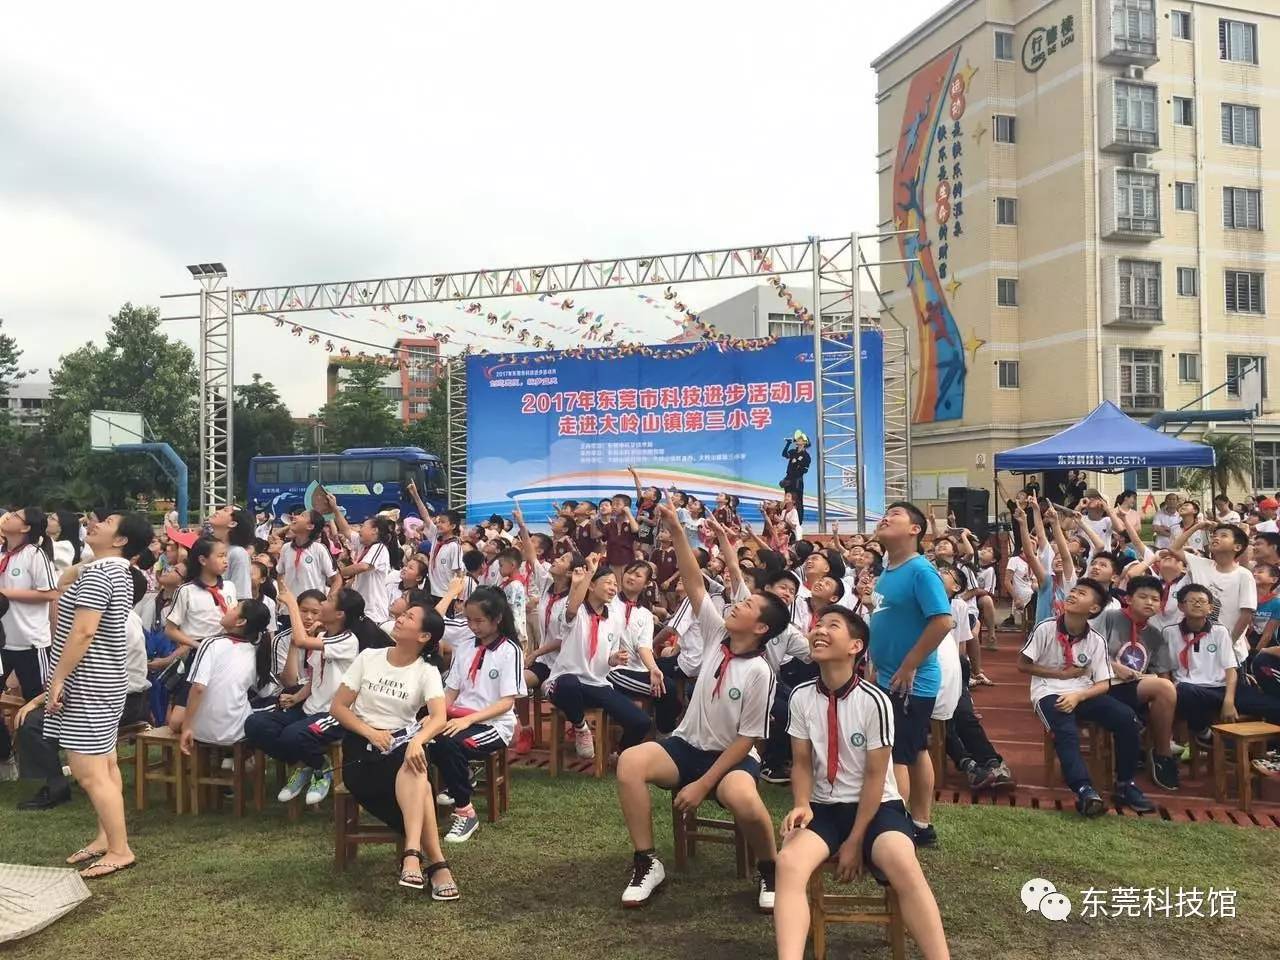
[947,487,990,541]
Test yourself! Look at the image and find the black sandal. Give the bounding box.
[398,849,425,890]
[425,860,460,902]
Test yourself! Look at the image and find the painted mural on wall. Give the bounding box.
[894,45,974,424]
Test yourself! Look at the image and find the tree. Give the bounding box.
[399,373,449,458]
[316,361,399,452]
[233,374,297,491]
[39,303,199,509]
[1185,431,1256,502]
[0,319,34,497]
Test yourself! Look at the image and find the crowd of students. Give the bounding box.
[4,477,1279,958]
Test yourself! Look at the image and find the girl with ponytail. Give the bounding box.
[178,598,273,755]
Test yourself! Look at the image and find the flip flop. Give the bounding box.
[79,860,136,880]
[66,847,106,866]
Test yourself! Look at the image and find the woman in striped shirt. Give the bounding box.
[16,511,153,879]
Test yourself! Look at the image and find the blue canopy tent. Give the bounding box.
[994,401,1216,473]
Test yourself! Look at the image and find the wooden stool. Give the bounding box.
[548,707,607,778]
[928,718,946,785]
[808,862,906,960]
[476,748,510,823]
[1,691,24,735]
[529,689,548,749]
[115,721,151,765]
[286,741,345,821]
[334,785,403,870]
[671,798,755,879]
[1211,721,1280,813]
[1041,721,1113,787]
[189,740,263,816]
[134,726,187,814]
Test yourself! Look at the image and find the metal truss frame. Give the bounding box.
[170,236,915,529]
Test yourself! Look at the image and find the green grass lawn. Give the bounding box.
[3,768,1280,960]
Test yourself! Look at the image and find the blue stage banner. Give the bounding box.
[465,334,884,528]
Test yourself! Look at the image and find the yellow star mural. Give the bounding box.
[959,61,979,91]
[945,276,962,298]
[971,123,988,144]
[963,330,987,365]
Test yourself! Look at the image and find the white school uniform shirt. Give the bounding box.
[1148,574,1188,634]
[1021,617,1113,705]
[422,530,465,597]
[1184,554,1258,661]
[1006,555,1035,607]
[189,634,259,745]
[168,579,239,643]
[671,599,776,753]
[257,627,297,699]
[931,597,969,721]
[51,539,76,576]
[1163,621,1237,687]
[340,647,444,730]
[667,596,704,677]
[787,677,900,804]
[729,577,812,673]
[124,610,150,694]
[347,535,392,624]
[302,629,359,716]
[610,596,656,664]
[1256,519,1278,534]
[0,543,56,650]
[277,540,336,596]
[549,599,623,687]
[1081,515,1112,546]
[444,633,525,743]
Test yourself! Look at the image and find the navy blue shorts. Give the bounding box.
[804,799,914,883]
[1107,680,1147,717]
[529,661,551,685]
[660,735,760,794]
[886,691,935,765]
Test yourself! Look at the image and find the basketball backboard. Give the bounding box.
[89,410,146,451]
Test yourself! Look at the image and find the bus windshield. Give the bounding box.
[248,448,447,523]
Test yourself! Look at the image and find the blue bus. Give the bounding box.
[248,447,448,523]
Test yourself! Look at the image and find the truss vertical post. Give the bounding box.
[852,235,866,526]
[446,358,468,510]
[880,320,912,502]
[813,236,863,533]
[198,282,234,519]
[810,237,828,533]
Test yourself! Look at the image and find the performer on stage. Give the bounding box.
[781,432,812,522]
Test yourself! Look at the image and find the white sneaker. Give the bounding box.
[0,757,18,782]
[436,790,456,807]
[574,722,596,760]
[757,869,776,913]
[444,811,480,844]
[221,757,234,771]
[622,855,665,907]
[277,767,310,802]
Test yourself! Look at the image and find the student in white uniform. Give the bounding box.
[1169,519,1258,662]
[334,511,398,626]
[332,602,457,900]
[429,586,525,845]
[607,561,678,734]
[178,599,273,752]
[494,548,529,647]
[616,501,791,912]
[276,510,339,598]
[252,588,325,709]
[0,507,58,772]
[243,582,358,808]
[930,567,967,726]
[165,538,238,734]
[773,606,949,960]
[417,507,466,602]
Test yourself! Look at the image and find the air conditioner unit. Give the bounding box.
[1131,153,1154,170]
[1124,65,1145,80]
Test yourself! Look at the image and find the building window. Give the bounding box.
[1227,355,1268,399]
[1176,266,1199,297]
[1118,259,1162,321]
[996,278,1018,306]
[1115,81,1158,145]
[995,30,1014,61]
[1225,270,1265,313]
[1116,169,1160,233]
[1134,466,1183,492]
[767,312,806,338]
[1112,0,1157,56]
[1223,187,1262,229]
[996,197,1018,224]
[1219,18,1258,64]
[1173,97,1194,126]
[1171,10,1192,40]
[1178,351,1201,382]
[994,114,1016,143]
[1120,348,1163,409]
[1221,103,1260,147]
[997,360,1020,389]
[1257,442,1280,491]
[1174,181,1196,211]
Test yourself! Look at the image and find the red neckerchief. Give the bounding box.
[357,542,377,564]
[431,537,456,563]
[1055,617,1089,669]
[1160,577,1176,611]
[544,588,567,633]
[1122,608,1145,652]
[0,543,28,579]
[1178,621,1210,672]
[711,639,765,698]
[817,674,859,787]
[585,603,607,659]
[621,598,638,625]
[291,542,308,570]
[1259,591,1276,609]
[196,577,229,614]
[467,637,504,683]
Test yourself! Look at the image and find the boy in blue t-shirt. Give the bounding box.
[868,502,953,848]
[1249,563,1280,697]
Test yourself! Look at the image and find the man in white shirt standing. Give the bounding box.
[1169,518,1257,662]
[1152,494,1181,551]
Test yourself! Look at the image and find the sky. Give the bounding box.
[0,0,946,417]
